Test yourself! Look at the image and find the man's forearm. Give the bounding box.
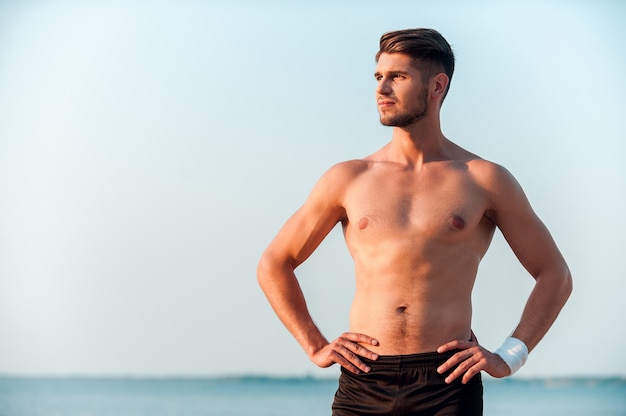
[511,265,572,352]
[257,259,328,357]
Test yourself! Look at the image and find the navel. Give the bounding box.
[452,215,466,229]
[395,306,408,337]
[358,217,369,230]
[396,305,408,314]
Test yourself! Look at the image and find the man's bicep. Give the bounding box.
[503,215,563,277]
[267,175,347,268]
[493,181,565,279]
[271,204,343,267]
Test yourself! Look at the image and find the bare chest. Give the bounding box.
[342,167,490,243]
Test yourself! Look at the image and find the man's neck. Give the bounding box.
[387,119,448,168]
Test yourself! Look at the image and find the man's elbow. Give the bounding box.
[257,251,274,289]
[536,261,572,305]
[555,263,573,305]
[562,267,573,301]
[257,250,293,289]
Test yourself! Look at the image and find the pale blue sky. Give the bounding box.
[0,0,624,378]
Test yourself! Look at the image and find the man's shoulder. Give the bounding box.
[464,157,513,181]
[322,159,373,180]
[463,158,526,207]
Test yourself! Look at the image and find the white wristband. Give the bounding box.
[494,337,528,375]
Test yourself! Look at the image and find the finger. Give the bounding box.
[335,355,361,374]
[445,348,492,384]
[342,332,379,346]
[461,363,482,384]
[443,354,479,384]
[334,346,371,374]
[437,353,461,375]
[343,340,379,361]
[437,348,478,379]
[437,338,475,353]
[336,333,379,361]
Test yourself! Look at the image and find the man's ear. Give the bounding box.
[431,73,450,100]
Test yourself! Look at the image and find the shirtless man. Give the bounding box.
[257,28,572,415]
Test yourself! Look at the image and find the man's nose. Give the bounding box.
[376,78,391,95]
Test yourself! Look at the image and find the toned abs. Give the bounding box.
[341,158,496,355]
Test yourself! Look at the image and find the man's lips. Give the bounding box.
[378,99,395,108]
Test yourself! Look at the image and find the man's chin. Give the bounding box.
[379,112,427,127]
[379,117,410,128]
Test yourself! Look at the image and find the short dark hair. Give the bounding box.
[376,28,455,99]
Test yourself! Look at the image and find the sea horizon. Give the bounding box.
[1,372,624,381]
[1,374,625,416]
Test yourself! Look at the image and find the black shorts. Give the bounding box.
[332,351,483,416]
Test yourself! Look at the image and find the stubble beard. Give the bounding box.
[379,87,429,128]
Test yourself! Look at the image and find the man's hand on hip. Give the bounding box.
[436,338,511,384]
[310,332,379,374]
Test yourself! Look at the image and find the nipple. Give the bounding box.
[358,217,369,230]
[452,215,465,229]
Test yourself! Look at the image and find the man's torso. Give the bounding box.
[338,155,497,354]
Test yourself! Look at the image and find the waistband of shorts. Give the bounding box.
[360,350,458,369]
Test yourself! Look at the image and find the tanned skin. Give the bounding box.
[258,52,572,384]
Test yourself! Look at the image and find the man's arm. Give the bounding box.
[257,163,379,374]
[438,163,572,383]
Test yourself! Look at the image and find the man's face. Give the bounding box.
[375,53,429,127]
